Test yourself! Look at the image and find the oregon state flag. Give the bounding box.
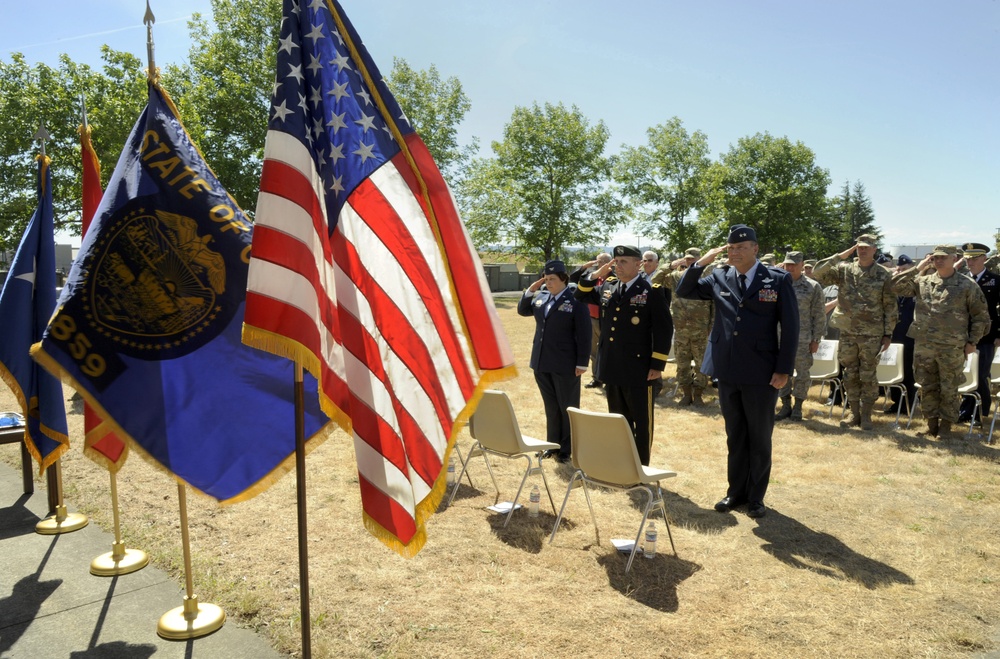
[32,81,331,502]
[0,155,69,473]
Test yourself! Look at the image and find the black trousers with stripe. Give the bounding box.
[605,383,654,465]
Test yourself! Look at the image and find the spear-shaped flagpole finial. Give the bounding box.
[33,121,50,157]
[80,93,89,130]
[144,0,156,78]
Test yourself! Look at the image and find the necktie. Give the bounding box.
[738,274,747,297]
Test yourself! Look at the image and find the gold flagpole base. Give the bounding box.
[157,595,226,640]
[35,505,89,535]
[90,541,149,576]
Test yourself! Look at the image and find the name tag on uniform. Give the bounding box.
[721,291,731,297]
[759,289,778,303]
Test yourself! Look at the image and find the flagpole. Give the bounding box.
[295,362,312,659]
[33,121,88,536]
[156,483,226,639]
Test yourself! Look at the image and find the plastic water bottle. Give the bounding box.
[644,521,657,558]
[528,485,540,517]
[446,455,456,485]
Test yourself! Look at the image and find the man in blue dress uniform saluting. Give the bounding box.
[676,225,798,518]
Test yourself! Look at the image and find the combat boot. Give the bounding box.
[791,398,804,421]
[678,385,693,406]
[860,402,875,431]
[920,417,940,437]
[775,395,792,420]
[938,419,953,438]
[692,387,705,406]
[841,400,862,428]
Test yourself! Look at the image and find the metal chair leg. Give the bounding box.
[549,470,583,543]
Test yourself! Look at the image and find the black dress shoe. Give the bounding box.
[714,496,746,512]
[585,380,602,389]
[747,502,766,518]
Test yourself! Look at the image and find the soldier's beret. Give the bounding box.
[543,260,566,275]
[962,242,990,257]
[613,245,641,258]
[727,224,756,244]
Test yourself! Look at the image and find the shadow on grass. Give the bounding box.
[486,510,575,554]
[753,509,914,589]
[598,553,701,612]
[623,489,738,533]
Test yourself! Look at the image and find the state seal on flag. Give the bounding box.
[79,197,236,359]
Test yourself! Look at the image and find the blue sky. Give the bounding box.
[3,0,998,254]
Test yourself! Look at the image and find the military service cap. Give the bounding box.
[897,254,914,266]
[613,245,642,258]
[782,251,804,265]
[930,245,957,257]
[543,260,566,275]
[962,242,990,257]
[684,247,701,258]
[727,224,756,243]
[856,234,878,247]
[875,254,892,265]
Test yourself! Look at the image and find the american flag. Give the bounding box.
[243,0,514,556]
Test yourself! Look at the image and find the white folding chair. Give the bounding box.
[809,339,841,417]
[876,343,908,429]
[446,390,559,527]
[549,407,677,573]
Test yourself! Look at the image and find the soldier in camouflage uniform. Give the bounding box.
[812,234,897,430]
[653,247,713,405]
[775,252,826,421]
[891,245,990,437]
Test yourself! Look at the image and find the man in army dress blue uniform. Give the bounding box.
[575,245,673,465]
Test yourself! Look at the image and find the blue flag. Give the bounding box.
[0,156,69,473]
[32,82,331,503]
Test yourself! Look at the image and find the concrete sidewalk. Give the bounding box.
[0,460,283,658]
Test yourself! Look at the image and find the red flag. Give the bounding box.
[79,122,127,471]
[242,0,514,557]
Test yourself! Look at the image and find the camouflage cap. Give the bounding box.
[782,251,805,265]
[931,244,957,257]
[856,234,878,247]
[804,259,817,267]
[684,247,701,259]
[760,253,775,266]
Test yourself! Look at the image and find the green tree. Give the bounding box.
[385,57,477,183]
[460,102,625,262]
[698,132,831,253]
[166,0,283,213]
[830,180,880,246]
[0,50,147,254]
[613,117,710,250]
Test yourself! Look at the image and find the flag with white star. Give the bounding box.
[0,155,69,473]
[243,0,514,557]
[32,81,333,502]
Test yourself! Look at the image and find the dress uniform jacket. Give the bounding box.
[517,287,592,376]
[975,269,1000,344]
[677,263,799,384]
[575,275,673,385]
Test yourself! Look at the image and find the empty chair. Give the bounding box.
[446,390,559,527]
[809,339,841,417]
[876,343,909,429]
[549,407,677,573]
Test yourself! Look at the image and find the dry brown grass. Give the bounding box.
[4,296,1000,658]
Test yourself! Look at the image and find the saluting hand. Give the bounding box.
[698,245,727,267]
[527,276,545,293]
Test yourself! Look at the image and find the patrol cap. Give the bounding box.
[931,244,957,257]
[962,242,990,257]
[684,247,701,259]
[613,245,642,258]
[727,224,756,243]
[782,251,805,265]
[855,234,878,247]
[897,254,914,266]
[543,260,566,275]
[805,259,817,267]
[760,253,775,266]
